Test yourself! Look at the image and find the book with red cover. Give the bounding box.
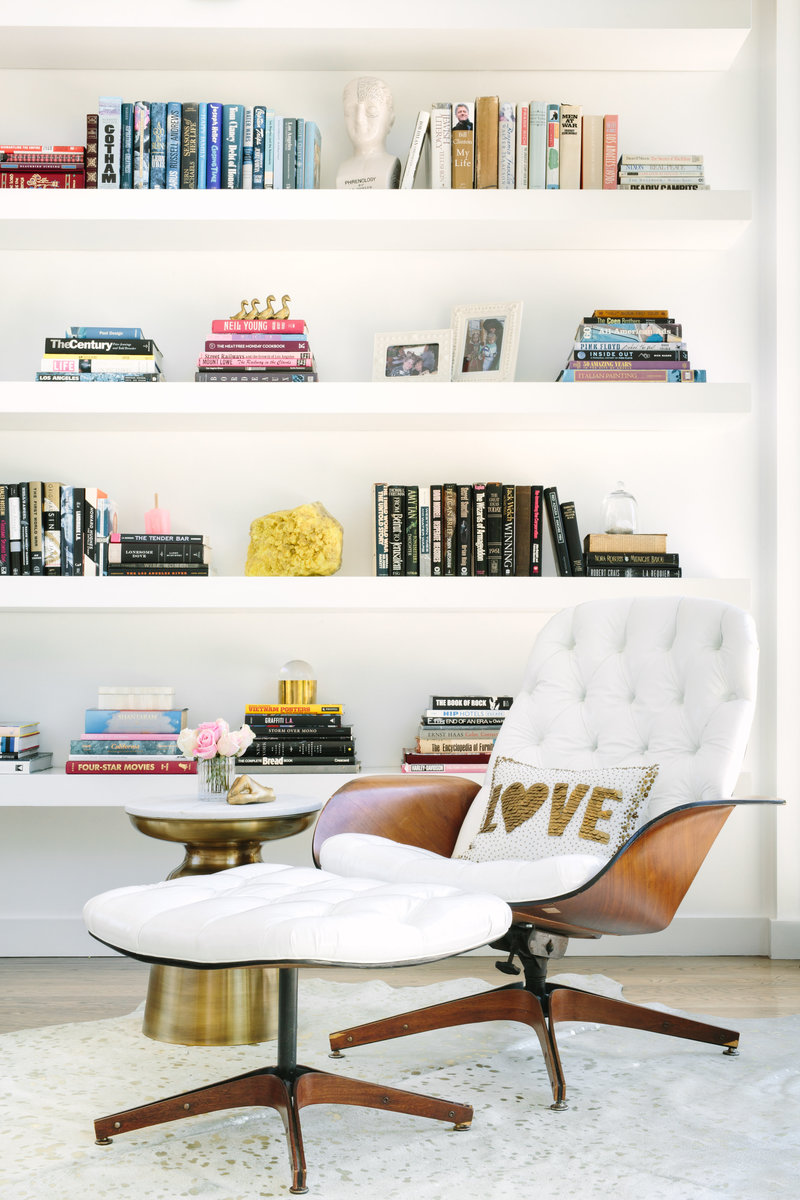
[0,171,85,189]
[403,749,491,764]
[65,759,197,775]
[211,319,308,334]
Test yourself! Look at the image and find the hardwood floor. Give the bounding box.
[0,955,797,1034]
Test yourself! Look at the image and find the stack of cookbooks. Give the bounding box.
[617,154,707,191]
[556,309,706,383]
[36,325,163,382]
[195,303,318,383]
[0,143,86,189]
[0,720,53,774]
[65,687,196,776]
[401,695,512,774]
[236,702,358,773]
[107,532,211,577]
[582,532,681,579]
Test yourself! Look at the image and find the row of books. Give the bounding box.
[557,308,706,383]
[401,694,510,773]
[94,98,321,191]
[0,720,53,774]
[195,313,318,383]
[36,325,164,383]
[237,703,359,773]
[417,101,619,191]
[0,483,113,576]
[617,153,708,191]
[0,144,87,190]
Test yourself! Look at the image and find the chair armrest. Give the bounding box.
[312,774,481,867]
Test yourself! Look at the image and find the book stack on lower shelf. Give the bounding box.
[618,154,707,191]
[402,695,511,774]
[557,309,706,384]
[0,143,86,190]
[237,703,359,773]
[0,720,53,774]
[36,325,163,383]
[195,310,318,384]
[108,533,212,578]
[583,533,681,579]
[65,687,197,776]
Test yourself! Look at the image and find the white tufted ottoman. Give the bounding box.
[84,862,512,1195]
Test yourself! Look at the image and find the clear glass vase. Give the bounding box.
[196,755,236,801]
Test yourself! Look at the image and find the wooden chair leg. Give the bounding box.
[547,984,740,1052]
[294,1066,473,1128]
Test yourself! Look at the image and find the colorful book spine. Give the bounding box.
[0,170,85,189]
[85,113,99,189]
[561,368,697,382]
[222,104,243,188]
[501,485,515,576]
[498,102,516,189]
[295,117,305,188]
[18,482,30,574]
[282,118,296,189]
[472,483,487,576]
[244,704,343,715]
[515,102,529,188]
[197,355,311,368]
[273,115,284,189]
[0,485,8,576]
[206,102,222,188]
[603,114,619,189]
[166,102,181,189]
[400,762,487,774]
[194,371,318,383]
[204,339,309,352]
[303,121,321,188]
[196,103,208,189]
[451,101,475,189]
[418,484,431,576]
[60,485,74,575]
[69,739,181,755]
[253,106,266,188]
[530,484,543,577]
[133,100,150,189]
[264,110,275,187]
[149,102,167,188]
[242,106,254,189]
[120,102,134,188]
[373,483,389,576]
[529,101,547,188]
[545,103,560,188]
[7,485,21,575]
[180,102,199,188]
[65,760,196,775]
[98,96,122,189]
[211,319,307,333]
[84,708,188,734]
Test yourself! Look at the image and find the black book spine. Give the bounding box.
[501,484,515,576]
[118,533,205,543]
[560,500,585,576]
[544,486,571,576]
[430,696,513,709]
[106,564,209,576]
[282,118,297,189]
[0,485,8,575]
[247,725,352,738]
[456,484,473,576]
[473,484,487,576]
[180,102,199,189]
[485,482,503,576]
[405,485,419,576]
[83,496,96,575]
[239,755,356,766]
[373,483,388,577]
[28,481,44,575]
[574,348,689,361]
[85,112,99,189]
[530,484,543,577]
[513,485,531,577]
[586,566,683,578]
[7,484,21,575]
[246,740,355,756]
[430,485,443,576]
[72,487,85,576]
[585,552,680,567]
[245,714,343,729]
[387,485,406,576]
[18,482,30,575]
[113,542,206,565]
[442,483,458,576]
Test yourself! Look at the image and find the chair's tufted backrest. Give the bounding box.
[490,596,758,820]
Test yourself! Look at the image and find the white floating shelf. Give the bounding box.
[0,191,753,253]
[0,576,751,615]
[0,765,484,808]
[0,381,751,433]
[0,1,750,71]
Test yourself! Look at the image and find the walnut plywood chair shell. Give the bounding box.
[313,596,780,1110]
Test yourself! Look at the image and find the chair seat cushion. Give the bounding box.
[318,834,606,904]
[83,863,512,968]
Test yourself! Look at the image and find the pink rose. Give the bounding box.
[196,718,229,740]
[194,727,219,759]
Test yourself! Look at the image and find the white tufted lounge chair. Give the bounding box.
[313,596,779,1108]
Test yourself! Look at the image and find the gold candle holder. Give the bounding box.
[278,659,317,705]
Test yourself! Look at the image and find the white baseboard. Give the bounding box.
[0,914,784,958]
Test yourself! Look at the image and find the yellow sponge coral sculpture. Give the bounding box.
[245,501,343,577]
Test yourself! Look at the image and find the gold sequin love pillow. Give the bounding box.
[456,756,659,864]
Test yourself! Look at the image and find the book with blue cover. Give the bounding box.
[66,326,144,339]
[206,102,222,188]
[242,106,254,188]
[273,115,284,188]
[295,118,305,188]
[166,102,181,188]
[196,103,207,189]
[282,118,296,189]
[150,102,167,188]
[222,104,243,188]
[253,106,266,188]
[264,109,275,187]
[84,708,188,734]
[303,122,321,189]
[133,101,150,189]
[120,102,134,188]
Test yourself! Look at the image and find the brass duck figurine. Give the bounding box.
[273,294,291,320]
[247,298,261,321]
[255,295,276,320]
[231,299,251,320]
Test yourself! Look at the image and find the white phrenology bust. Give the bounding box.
[336,76,401,190]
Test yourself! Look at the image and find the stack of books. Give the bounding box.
[583,532,681,579]
[402,695,512,774]
[424,101,618,191]
[36,325,163,383]
[93,98,321,191]
[0,143,86,189]
[618,154,707,191]
[0,483,115,576]
[557,310,706,383]
[237,703,359,773]
[0,720,53,774]
[195,311,318,384]
[107,533,211,578]
[65,688,196,776]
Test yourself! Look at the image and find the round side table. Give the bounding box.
[125,792,323,1048]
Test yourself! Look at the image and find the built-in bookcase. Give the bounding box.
[0,0,781,956]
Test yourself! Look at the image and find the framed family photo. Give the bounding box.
[450,301,523,383]
[372,329,453,382]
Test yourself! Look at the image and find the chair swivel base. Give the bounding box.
[93,968,472,1194]
[328,978,740,1110]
